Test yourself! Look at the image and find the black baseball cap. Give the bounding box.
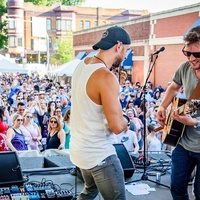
[92,26,131,50]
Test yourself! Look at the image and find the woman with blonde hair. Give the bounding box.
[20,111,42,151]
[6,114,28,151]
[46,116,65,150]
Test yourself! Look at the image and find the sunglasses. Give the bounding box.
[56,101,61,103]
[17,98,23,100]
[26,116,33,119]
[50,120,57,124]
[17,119,23,122]
[182,46,200,58]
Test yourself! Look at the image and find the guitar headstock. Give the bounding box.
[185,99,200,116]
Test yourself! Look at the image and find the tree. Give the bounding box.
[60,0,85,5]
[24,0,85,6]
[0,0,8,49]
[50,33,73,65]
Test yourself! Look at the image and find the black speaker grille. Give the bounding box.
[113,144,135,178]
[0,152,24,186]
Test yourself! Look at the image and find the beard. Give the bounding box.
[112,55,123,68]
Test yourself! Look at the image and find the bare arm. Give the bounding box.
[87,68,128,134]
[58,129,65,150]
[133,142,139,154]
[6,128,17,151]
[33,122,42,141]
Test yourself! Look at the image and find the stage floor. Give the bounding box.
[25,169,193,200]
[15,150,194,199]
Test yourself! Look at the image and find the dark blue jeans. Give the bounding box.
[78,155,126,200]
[171,145,200,200]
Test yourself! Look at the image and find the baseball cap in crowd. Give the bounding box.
[147,124,156,133]
[92,26,131,50]
[14,88,20,93]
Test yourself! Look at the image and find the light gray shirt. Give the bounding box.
[173,61,200,152]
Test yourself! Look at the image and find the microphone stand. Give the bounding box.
[126,53,170,189]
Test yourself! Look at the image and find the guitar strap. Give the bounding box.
[188,82,200,101]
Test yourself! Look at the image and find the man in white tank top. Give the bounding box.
[70,26,131,200]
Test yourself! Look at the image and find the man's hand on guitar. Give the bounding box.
[156,106,166,127]
[172,110,197,126]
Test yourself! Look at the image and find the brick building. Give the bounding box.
[73,3,200,87]
[5,0,147,64]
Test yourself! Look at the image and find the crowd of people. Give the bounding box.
[0,70,171,154]
[0,73,71,152]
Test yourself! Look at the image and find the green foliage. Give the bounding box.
[0,0,6,7]
[50,34,73,65]
[60,0,85,5]
[0,3,8,49]
[24,0,85,6]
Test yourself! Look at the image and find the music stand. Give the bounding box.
[126,52,170,189]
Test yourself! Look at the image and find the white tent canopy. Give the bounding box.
[50,58,81,76]
[0,55,28,74]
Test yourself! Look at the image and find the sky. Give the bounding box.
[82,0,200,13]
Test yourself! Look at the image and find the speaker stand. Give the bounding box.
[126,170,170,188]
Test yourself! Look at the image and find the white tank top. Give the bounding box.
[69,60,116,169]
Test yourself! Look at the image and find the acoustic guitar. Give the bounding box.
[157,98,200,146]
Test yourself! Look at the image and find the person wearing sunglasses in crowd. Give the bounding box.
[156,25,200,200]
[46,116,65,150]
[6,114,28,151]
[20,111,42,151]
[54,107,63,125]
[7,102,26,127]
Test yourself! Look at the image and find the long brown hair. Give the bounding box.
[63,109,70,122]
[48,116,62,133]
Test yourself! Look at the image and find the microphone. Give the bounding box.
[152,47,165,55]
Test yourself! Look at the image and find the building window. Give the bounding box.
[57,19,61,31]
[61,20,67,30]
[85,21,91,29]
[8,18,15,29]
[57,19,70,31]
[49,37,52,48]
[9,36,15,47]
[47,18,52,30]
[31,39,34,50]
[94,21,98,27]
[80,20,84,29]
[9,36,22,47]
[66,20,72,30]
[18,37,23,47]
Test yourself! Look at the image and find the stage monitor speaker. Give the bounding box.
[0,152,24,186]
[113,144,135,179]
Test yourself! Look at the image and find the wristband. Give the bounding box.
[194,119,200,128]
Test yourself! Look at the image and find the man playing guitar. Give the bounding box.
[156,26,200,200]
